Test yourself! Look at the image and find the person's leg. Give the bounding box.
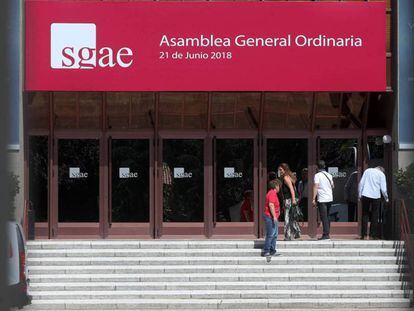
[318,202,329,238]
[284,200,292,240]
[270,220,278,253]
[370,198,381,239]
[361,197,370,238]
[293,217,301,239]
[348,202,357,222]
[263,216,274,254]
[326,202,332,237]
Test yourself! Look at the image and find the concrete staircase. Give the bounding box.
[23,240,412,310]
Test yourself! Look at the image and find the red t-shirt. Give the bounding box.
[264,189,280,219]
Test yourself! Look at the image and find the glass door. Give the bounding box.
[160,138,205,236]
[56,138,100,237]
[265,138,309,235]
[108,138,151,236]
[213,138,256,235]
[28,136,49,239]
[318,137,360,235]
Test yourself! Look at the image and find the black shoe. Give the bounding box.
[270,250,277,256]
[263,252,271,257]
[318,236,330,241]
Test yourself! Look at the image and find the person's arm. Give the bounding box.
[358,172,366,200]
[284,176,297,205]
[269,202,277,222]
[312,174,319,208]
[380,173,389,202]
[312,183,318,208]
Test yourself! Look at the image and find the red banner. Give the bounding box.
[25,1,386,91]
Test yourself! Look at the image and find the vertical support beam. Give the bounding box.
[204,133,212,238]
[76,92,80,129]
[361,93,370,171]
[153,92,160,238]
[359,93,370,236]
[205,92,213,238]
[338,93,344,128]
[308,92,317,238]
[310,92,317,132]
[23,93,29,239]
[308,132,317,238]
[49,92,57,238]
[0,2,12,306]
[101,92,108,238]
[257,92,265,238]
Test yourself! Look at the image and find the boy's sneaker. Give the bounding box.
[270,250,277,256]
[262,252,271,257]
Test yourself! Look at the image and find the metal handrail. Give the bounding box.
[399,199,414,303]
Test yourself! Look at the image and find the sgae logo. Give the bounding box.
[50,23,133,69]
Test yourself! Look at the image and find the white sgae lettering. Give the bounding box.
[117,47,133,68]
[98,47,116,68]
[51,23,134,70]
[60,46,134,69]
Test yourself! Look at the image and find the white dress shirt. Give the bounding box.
[358,168,389,201]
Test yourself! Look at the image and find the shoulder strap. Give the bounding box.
[320,171,334,189]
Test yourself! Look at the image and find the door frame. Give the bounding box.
[105,130,154,238]
[315,130,362,236]
[210,130,259,237]
[26,132,50,239]
[52,131,102,238]
[261,131,313,238]
[156,130,208,237]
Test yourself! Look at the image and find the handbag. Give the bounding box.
[290,194,303,221]
[288,186,303,221]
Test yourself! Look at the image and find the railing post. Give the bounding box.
[395,199,401,240]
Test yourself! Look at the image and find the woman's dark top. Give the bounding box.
[280,178,292,201]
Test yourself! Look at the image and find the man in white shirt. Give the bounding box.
[358,166,389,240]
[312,160,334,240]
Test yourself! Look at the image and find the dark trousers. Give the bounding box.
[318,202,331,237]
[361,196,381,238]
[347,202,357,222]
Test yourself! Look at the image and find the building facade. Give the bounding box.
[21,0,400,239]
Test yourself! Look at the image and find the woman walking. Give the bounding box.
[278,163,301,241]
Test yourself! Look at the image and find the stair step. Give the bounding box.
[27,264,405,274]
[28,272,407,283]
[29,289,407,300]
[22,298,412,309]
[26,256,399,265]
[26,248,398,258]
[17,309,414,311]
[26,240,401,250]
[27,281,409,291]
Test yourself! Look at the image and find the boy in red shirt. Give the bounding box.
[263,179,282,257]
